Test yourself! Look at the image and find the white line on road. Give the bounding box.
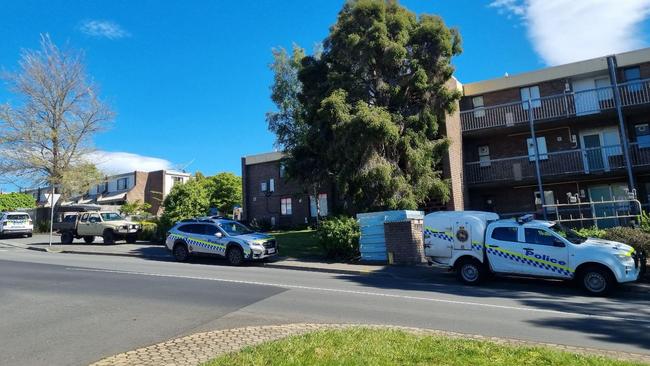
[67,267,650,324]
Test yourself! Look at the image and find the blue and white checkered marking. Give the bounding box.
[424,227,453,242]
[486,247,572,277]
[170,234,225,254]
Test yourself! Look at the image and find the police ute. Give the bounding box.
[424,211,646,295]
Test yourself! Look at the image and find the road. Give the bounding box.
[1,241,649,366]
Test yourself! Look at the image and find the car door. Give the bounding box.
[202,224,227,256]
[86,213,102,236]
[486,225,527,274]
[519,227,571,278]
[183,224,209,254]
[77,213,91,235]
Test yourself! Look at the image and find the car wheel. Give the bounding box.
[456,257,485,285]
[83,236,95,244]
[173,242,190,262]
[580,265,615,296]
[61,231,74,244]
[102,230,115,245]
[27,233,32,238]
[126,235,137,244]
[226,246,244,266]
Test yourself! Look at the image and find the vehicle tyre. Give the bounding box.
[226,246,244,266]
[102,230,115,245]
[61,231,74,244]
[83,236,95,244]
[27,233,33,238]
[173,242,190,262]
[579,265,616,296]
[456,257,485,285]
[126,235,137,244]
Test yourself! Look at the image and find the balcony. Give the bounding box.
[460,79,650,132]
[465,143,650,185]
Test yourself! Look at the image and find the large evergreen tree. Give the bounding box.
[269,0,461,213]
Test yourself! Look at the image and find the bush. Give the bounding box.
[0,193,36,211]
[602,226,650,253]
[35,220,50,234]
[574,227,607,239]
[137,221,158,242]
[316,216,360,259]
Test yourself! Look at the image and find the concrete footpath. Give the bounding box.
[90,323,650,366]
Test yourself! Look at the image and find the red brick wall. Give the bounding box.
[384,220,425,265]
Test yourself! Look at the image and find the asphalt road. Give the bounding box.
[1,243,649,366]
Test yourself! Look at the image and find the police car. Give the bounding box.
[165,218,277,265]
[0,212,33,238]
[424,211,646,295]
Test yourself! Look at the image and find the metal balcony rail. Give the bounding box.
[460,78,650,132]
[465,143,650,184]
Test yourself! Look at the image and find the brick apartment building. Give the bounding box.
[459,47,650,219]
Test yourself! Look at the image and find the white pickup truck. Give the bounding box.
[424,211,646,295]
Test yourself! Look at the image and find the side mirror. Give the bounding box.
[215,232,223,238]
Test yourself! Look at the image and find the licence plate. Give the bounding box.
[266,248,276,254]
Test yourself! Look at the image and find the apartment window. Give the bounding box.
[472,96,485,118]
[527,137,548,161]
[117,177,128,190]
[520,85,541,109]
[625,67,642,93]
[635,124,650,148]
[280,197,292,215]
[310,193,329,217]
[260,181,267,192]
[172,176,183,186]
[478,145,490,167]
[96,183,107,194]
[269,178,275,192]
[279,163,286,178]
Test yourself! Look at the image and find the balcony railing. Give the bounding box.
[465,143,650,185]
[460,78,650,132]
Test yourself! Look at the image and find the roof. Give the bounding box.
[463,47,650,96]
[243,151,284,165]
[97,192,127,203]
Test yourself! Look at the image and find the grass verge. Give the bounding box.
[269,229,324,259]
[204,328,642,366]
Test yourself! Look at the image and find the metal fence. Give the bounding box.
[542,190,641,229]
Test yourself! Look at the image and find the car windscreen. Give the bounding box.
[218,222,253,236]
[6,214,29,221]
[549,223,586,244]
[100,212,123,221]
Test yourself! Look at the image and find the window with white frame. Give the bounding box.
[172,176,184,186]
[309,193,328,217]
[520,86,541,109]
[279,163,286,178]
[260,181,267,192]
[281,197,292,215]
[527,137,548,161]
[472,96,485,118]
[117,177,128,190]
[269,178,275,192]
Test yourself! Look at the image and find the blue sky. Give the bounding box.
[2,0,650,190]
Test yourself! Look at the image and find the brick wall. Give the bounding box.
[145,170,164,215]
[384,219,425,265]
[442,78,465,210]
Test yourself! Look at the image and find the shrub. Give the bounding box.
[602,226,650,253]
[0,193,36,211]
[137,221,158,242]
[574,227,607,239]
[35,220,50,234]
[316,216,360,259]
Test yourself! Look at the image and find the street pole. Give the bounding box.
[528,97,548,220]
[607,56,636,195]
[48,186,55,247]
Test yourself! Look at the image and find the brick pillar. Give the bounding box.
[384,219,425,265]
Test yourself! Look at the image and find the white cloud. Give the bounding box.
[79,20,130,40]
[490,0,650,65]
[89,151,173,175]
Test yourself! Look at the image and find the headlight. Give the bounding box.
[615,253,633,263]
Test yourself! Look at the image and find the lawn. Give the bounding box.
[269,229,325,259]
[203,328,641,366]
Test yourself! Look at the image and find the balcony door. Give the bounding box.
[580,127,621,173]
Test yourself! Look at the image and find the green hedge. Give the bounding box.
[0,193,36,212]
[316,216,360,259]
[575,226,649,253]
[137,221,158,242]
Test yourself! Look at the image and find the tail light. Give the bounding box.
[29,220,33,225]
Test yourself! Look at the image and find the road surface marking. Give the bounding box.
[66,267,650,324]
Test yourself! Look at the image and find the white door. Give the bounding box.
[580,127,621,173]
[573,78,599,115]
[486,225,526,274]
[519,227,571,278]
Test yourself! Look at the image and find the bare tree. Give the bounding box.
[0,34,113,190]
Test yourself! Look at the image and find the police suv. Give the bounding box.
[424,211,646,295]
[165,217,277,265]
[0,212,33,238]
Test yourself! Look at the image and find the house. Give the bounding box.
[458,47,650,220]
[27,170,190,215]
